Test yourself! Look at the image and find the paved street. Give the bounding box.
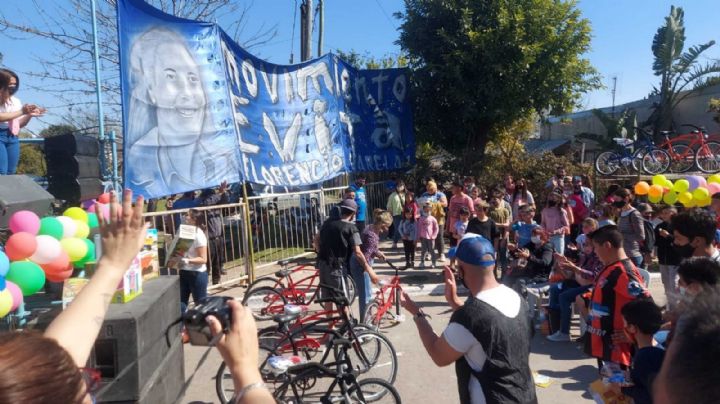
[181,243,666,403]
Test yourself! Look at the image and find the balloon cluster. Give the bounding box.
[634,174,720,207]
[0,195,108,318]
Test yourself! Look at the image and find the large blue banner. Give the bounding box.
[118,0,414,198]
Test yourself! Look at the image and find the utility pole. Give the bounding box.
[300,0,313,61]
[611,76,618,118]
[317,0,324,57]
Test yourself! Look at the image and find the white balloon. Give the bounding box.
[30,235,62,264]
[56,216,78,239]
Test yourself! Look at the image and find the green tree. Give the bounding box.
[16,132,46,177]
[396,0,600,170]
[575,108,638,149]
[648,6,720,133]
[710,98,720,124]
[335,49,407,69]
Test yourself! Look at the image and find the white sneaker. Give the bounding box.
[547,332,570,342]
[439,254,446,262]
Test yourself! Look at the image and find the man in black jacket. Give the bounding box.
[196,181,230,285]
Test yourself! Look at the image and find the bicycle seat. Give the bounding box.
[277,259,290,267]
[613,138,632,146]
[275,269,292,278]
[272,311,301,325]
[660,131,672,135]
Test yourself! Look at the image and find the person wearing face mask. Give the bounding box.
[586,225,649,370]
[612,188,646,268]
[670,208,720,262]
[504,228,554,288]
[400,234,537,404]
[541,192,570,255]
[386,180,407,249]
[0,68,45,175]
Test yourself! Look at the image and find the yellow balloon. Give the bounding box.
[693,187,710,201]
[673,179,690,193]
[663,192,678,205]
[652,174,667,186]
[634,181,650,196]
[709,174,720,185]
[678,191,693,204]
[698,197,712,207]
[648,194,662,203]
[0,289,12,318]
[74,220,90,239]
[64,207,88,223]
[60,238,88,262]
[663,179,674,190]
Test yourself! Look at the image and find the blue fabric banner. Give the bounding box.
[117,0,414,198]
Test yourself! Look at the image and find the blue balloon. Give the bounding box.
[0,276,5,291]
[0,251,9,277]
[686,175,700,191]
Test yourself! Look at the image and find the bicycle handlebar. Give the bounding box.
[680,123,706,133]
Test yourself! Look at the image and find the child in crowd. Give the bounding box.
[512,205,539,248]
[404,190,419,219]
[417,202,439,269]
[399,207,418,269]
[596,203,617,228]
[655,205,680,310]
[575,217,598,251]
[614,299,665,404]
[450,206,471,266]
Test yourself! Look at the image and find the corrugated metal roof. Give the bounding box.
[523,139,571,154]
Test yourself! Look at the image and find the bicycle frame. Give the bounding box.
[274,265,321,304]
[367,261,404,325]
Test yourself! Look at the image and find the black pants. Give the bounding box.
[356,220,366,234]
[402,239,416,267]
[208,236,225,284]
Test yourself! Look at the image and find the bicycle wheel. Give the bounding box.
[594,151,620,175]
[348,378,402,403]
[343,272,357,305]
[363,300,397,331]
[668,143,694,173]
[245,276,282,295]
[632,147,652,173]
[216,344,276,403]
[695,141,720,173]
[242,286,287,321]
[641,148,670,174]
[348,330,398,385]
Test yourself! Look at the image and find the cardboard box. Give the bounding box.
[140,229,160,281]
[165,225,198,266]
[112,254,143,304]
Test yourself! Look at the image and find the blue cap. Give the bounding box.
[451,234,496,268]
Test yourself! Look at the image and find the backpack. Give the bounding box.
[640,218,656,254]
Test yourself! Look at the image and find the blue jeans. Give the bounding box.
[548,281,591,334]
[549,234,565,255]
[392,215,402,244]
[0,128,20,175]
[629,255,644,268]
[179,270,209,313]
[350,256,373,322]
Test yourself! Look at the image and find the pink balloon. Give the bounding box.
[9,210,41,235]
[87,204,97,213]
[698,176,708,189]
[6,281,23,311]
[708,182,720,195]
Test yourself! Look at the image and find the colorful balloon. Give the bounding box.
[87,213,99,229]
[708,174,720,185]
[74,220,90,239]
[673,179,690,193]
[648,193,662,203]
[678,191,693,205]
[5,261,46,296]
[56,216,78,239]
[38,217,64,240]
[663,179,674,190]
[648,185,664,198]
[60,238,88,262]
[46,268,73,283]
[663,191,679,205]
[687,176,701,191]
[8,210,41,235]
[98,193,111,204]
[0,251,9,277]
[634,181,650,196]
[41,250,71,276]
[0,289,12,318]
[6,281,23,311]
[708,182,720,195]
[81,239,96,262]
[693,187,710,201]
[698,176,708,189]
[30,235,63,265]
[5,232,38,261]
[64,207,89,224]
[652,175,667,186]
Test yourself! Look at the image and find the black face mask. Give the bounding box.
[672,242,694,259]
[612,200,626,209]
[8,85,17,95]
[548,200,557,207]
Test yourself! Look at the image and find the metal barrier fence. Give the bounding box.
[140,180,393,289]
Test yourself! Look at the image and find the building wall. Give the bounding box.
[541,84,720,141]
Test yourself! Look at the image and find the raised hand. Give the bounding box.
[400,291,420,316]
[96,190,148,271]
[207,299,260,383]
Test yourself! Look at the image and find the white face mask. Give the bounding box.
[531,236,541,244]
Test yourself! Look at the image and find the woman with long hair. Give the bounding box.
[168,208,209,312]
[541,192,570,255]
[0,68,45,174]
[511,178,535,220]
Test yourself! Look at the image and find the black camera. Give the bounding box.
[182,296,233,346]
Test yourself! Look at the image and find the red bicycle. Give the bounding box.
[363,261,409,331]
[242,259,357,320]
[654,124,720,173]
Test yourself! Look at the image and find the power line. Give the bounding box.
[373,0,397,29]
[290,0,298,63]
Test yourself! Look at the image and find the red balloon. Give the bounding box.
[41,250,71,275]
[46,267,73,283]
[5,232,38,261]
[98,193,111,204]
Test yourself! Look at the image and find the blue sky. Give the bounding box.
[1,0,719,133]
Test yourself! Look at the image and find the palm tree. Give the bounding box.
[649,6,720,134]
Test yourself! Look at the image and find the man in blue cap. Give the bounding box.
[400,233,537,404]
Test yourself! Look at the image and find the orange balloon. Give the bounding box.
[634,181,650,196]
[648,184,664,198]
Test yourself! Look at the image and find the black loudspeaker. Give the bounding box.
[0,175,54,228]
[44,134,102,203]
[90,277,184,404]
